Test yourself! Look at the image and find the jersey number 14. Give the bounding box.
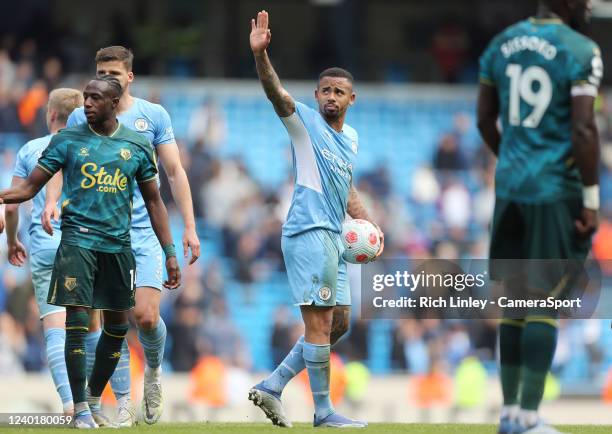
[506,64,552,128]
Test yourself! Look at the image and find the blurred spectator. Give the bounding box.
[433,134,467,171]
[186,140,214,219]
[169,283,205,372]
[186,98,227,151]
[0,89,22,132]
[42,57,63,90]
[200,297,251,369]
[439,180,471,232]
[0,313,25,375]
[203,159,258,228]
[0,50,15,93]
[430,21,470,83]
[269,306,297,367]
[359,163,392,200]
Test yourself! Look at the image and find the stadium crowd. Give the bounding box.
[0,38,611,402]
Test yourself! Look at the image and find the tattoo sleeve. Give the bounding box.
[347,185,371,220]
[254,51,295,117]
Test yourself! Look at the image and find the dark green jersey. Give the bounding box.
[37,123,158,253]
[479,18,603,202]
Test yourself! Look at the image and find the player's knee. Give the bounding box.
[134,305,159,331]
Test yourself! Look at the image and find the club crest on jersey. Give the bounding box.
[64,277,77,292]
[318,286,332,301]
[134,118,148,131]
[79,148,89,157]
[120,148,132,161]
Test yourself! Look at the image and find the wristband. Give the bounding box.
[162,243,176,259]
[583,185,600,210]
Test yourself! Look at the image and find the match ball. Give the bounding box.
[341,219,380,264]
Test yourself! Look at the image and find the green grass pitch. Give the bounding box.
[5,423,612,433]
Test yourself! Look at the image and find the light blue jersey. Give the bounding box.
[66,97,174,228]
[13,135,62,255]
[281,102,359,236]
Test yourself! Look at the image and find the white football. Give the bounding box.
[341,219,381,264]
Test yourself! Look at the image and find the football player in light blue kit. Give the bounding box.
[44,46,200,426]
[247,11,383,428]
[4,88,84,416]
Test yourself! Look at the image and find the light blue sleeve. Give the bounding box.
[13,144,29,178]
[66,107,86,128]
[293,101,318,127]
[152,105,175,146]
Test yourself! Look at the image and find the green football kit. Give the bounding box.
[38,122,158,311]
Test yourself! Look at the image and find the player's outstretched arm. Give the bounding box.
[157,145,200,265]
[41,171,62,235]
[5,176,27,266]
[0,167,50,204]
[139,180,181,289]
[347,185,385,259]
[477,83,501,157]
[250,10,295,117]
[572,94,600,237]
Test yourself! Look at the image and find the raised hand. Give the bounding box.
[250,10,272,54]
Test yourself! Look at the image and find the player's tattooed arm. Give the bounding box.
[347,185,385,259]
[139,179,181,289]
[347,184,371,221]
[0,167,50,204]
[42,171,62,235]
[250,10,295,117]
[477,83,501,156]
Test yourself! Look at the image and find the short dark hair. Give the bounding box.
[318,67,354,83]
[95,45,134,71]
[92,75,124,99]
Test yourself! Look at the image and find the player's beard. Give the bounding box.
[322,105,342,122]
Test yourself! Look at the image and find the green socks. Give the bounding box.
[88,323,129,397]
[499,321,523,406]
[65,310,90,404]
[520,320,557,411]
[499,318,558,414]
